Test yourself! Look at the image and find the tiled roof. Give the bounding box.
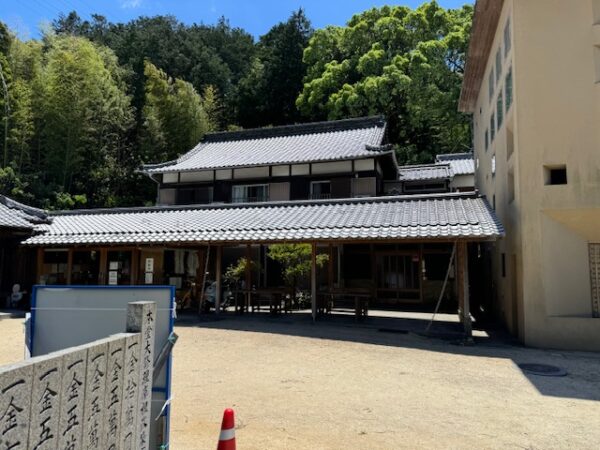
[436,153,475,176]
[23,193,503,246]
[398,164,451,182]
[0,195,48,231]
[142,116,389,173]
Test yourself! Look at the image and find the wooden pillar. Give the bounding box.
[131,249,140,285]
[215,246,222,315]
[370,244,376,299]
[328,244,334,291]
[36,247,44,284]
[456,241,472,337]
[197,246,209,315]
[245,244,252,309]
[99,248,108,285]
[66,248,73,285]
[311,242,317,322]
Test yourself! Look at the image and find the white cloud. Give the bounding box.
[121,0,143,9]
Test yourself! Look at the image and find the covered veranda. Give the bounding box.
[24,192,504,336]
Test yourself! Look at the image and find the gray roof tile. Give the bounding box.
[398,164,452,181]
[23,193,504,246]
[0,196,48,230]
[435,153,475,176]
[142,116,388,173]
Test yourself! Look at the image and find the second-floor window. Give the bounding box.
[504,19,511,57]
[232,184,269,203]
[497,90,504,129]
[310,181,331,199]
[505,67,513,111]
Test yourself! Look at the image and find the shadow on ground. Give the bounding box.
[175,309,600,402]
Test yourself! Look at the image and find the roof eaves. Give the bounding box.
[140,152,396,174]
[458,0,505,112]
[49,190,482,217]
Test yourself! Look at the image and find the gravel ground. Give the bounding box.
[1,314,599,449]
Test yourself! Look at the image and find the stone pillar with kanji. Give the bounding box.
[126,301,156,450]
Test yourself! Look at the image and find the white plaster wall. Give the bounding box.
[272,165,290,177]
[354,158,375,172]
[180,171,213,182]
[234,166,270,179]
[162,173,178,184]
[311,161,353,175]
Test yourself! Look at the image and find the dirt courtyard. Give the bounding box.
[1,314,599,449]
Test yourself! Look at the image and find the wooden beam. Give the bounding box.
[311,242,317,322]
[215,246,222,315]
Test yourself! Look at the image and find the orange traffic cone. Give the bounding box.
[217,408,236,450]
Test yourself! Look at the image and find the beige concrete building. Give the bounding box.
[459,0,600,351]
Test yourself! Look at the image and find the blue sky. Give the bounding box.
[2,0,472,40]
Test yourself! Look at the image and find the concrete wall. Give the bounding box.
[472,0,600,350]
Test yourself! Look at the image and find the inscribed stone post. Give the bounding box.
[82,342,109,450]
[104,336,126,450]
[126,302,156,450]
[119,334,140,450]
[28,353,63,450]
[0,362,33,450]
[58,347,88,450]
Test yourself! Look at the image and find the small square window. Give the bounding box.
[490,114,496,141]
[544,165,567,185]
[485,129,489,151]
[492,155,496,176]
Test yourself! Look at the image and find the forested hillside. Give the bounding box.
[0,1,473,209]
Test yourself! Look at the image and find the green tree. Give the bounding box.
[141,60,210,164]
[297,2,473,163]
[36,35,135,207]
[267,244,328,297]
[236,9,313,127]
[0,22,12,169]
[53,14,255,130]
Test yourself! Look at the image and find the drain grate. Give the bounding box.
[518,363,568,377]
